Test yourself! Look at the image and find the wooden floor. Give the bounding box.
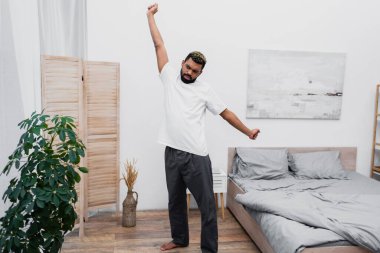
[62,209,260,253]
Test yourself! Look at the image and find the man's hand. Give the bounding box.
[248,129,260,140]
[220,109,261,140]
[147,3,158,16]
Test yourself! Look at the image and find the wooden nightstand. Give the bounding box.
[186,168,227,220]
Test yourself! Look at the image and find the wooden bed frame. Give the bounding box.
[226,147,371,253]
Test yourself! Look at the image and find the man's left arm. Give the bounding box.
[220,109,260,140]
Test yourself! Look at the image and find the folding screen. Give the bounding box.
[83,61,120,213]
[41,55,120,237]
[40,55,85,237]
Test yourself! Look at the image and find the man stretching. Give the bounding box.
[147,3,260,253]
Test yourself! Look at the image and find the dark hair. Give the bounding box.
[185,51,207,69]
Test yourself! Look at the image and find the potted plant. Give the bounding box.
[0,112,88,253]
[121,159,138,227]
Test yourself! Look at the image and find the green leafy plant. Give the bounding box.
[0,112,88,253]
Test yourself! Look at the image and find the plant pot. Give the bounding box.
[122,190,138,227]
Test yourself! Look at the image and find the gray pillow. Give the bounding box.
[288,151,347,179]
[233,148,289,179]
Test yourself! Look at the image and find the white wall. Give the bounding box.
[87,0,380,210]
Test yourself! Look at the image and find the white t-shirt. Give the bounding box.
[158,63,226,156]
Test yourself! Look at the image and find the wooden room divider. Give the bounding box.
[41,55,120,237]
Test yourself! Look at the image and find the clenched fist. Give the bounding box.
[147,3,158,16]
[248,129,260,140]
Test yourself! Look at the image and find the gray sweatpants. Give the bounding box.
[164,146,218,253]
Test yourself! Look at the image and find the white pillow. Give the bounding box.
[288,151,347,179]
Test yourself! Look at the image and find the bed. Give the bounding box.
[226,147,380,253]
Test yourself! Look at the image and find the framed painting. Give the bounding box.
[246,49,346,119]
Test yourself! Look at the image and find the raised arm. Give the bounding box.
[220,109,260,140]
[147,3,168,73]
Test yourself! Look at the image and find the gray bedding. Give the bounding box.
[232,172,380,253]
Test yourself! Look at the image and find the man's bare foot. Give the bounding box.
[160,241,186,251]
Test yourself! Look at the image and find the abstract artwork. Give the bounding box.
[246,49,346,119]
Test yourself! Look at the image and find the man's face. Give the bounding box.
[180,58,203,84]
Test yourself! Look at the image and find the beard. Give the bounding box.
[180,70,196,84]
